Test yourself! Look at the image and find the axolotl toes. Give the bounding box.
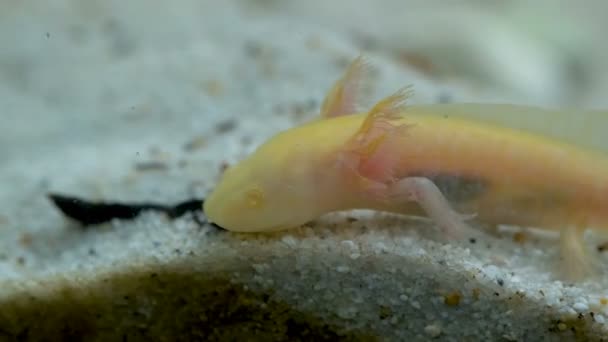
[204,56,608,281]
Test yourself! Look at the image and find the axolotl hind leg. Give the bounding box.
[559,225,599,281]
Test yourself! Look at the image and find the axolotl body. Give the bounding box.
[204,57,608,280]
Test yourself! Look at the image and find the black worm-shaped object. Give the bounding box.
[48,193,223,229]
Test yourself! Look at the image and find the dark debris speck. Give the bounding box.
[215,119,237,134]
[182,135,208,152]
[437,91,453,103]
[134,161,169,172]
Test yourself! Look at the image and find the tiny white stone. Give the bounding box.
[349,252,361,260]
[336,265,350,273]
[337,307,357,319]
[411,301,421,309]
[373,242,388,254]
[424,323,442,337]
[484,265,499,277]
[252,263,267,273]
[595,314,606,324]
[281,235,297,247]
[341,240,356,249]
[399,294,409,301]
[501,334,517,341]
[573,302,589,312]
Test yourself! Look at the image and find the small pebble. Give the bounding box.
[444,292,461,306]
[134,161,169,171]
[203,79,224,96]
[484,265,500,277]
[281,235,297,247]
[436,91,452,104]
[424,323,442,338]
[573,302,589,312]
[183,135,208,151]
[341,240,356,249]
[215,119,237,134]
[336,266,350,273]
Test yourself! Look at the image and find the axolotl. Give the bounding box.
[204,56,608,280]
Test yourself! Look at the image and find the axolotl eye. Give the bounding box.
[244,186,265,208]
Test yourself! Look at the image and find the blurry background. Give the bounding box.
[247,0,608,108]
[2,0,608,189]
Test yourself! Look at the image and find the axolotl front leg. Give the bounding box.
[389,177,478,239]
[320,57,475,239]
[334,95,476,239]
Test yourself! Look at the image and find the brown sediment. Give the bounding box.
[0,269,377,342]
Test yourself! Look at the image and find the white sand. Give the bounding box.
[2,0,608,340]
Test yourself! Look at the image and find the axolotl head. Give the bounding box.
[203,126,344,232]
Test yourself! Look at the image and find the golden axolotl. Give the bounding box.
[204,56,608,280]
